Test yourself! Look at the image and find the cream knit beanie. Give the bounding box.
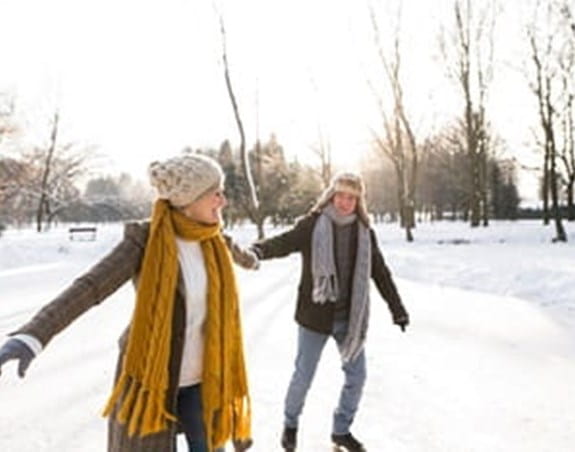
[148,153,224,207]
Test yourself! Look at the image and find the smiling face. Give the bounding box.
[332,191,358,217]
[179,185,227,225]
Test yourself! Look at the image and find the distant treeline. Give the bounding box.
[0,134,534,235]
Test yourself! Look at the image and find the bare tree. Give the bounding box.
[35,111,60,231]
[307,71,333,189]
[526,0,568,241]
[0,93,18,208]
[368,2,420,241]
[440,0,497,227]
[19,111,94,231]
[217,12,264,237]
[309,123,332,189]
[559,101,575,220]
[562,124,575,221]
[558,1,575,220]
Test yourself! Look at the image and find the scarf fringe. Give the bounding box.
[207,395,252,449]
[102,375,177,437]
[312,275,338,304]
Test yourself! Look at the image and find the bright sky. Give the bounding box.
[0,0,541,200]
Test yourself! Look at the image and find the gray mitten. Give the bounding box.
[0,338,35,378]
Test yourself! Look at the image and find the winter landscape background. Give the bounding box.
[0,220,574,452]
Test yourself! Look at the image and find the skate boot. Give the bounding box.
[331,432,366,452]
[281,426,297,451]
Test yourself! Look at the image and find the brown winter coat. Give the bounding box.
[252,213,408,334]
[12,222,257,452]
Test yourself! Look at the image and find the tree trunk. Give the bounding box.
[567,179,574,221]
[543,148,550,225]
[404,204,414,242]
[469,150,481,227]
[256,219,265,240]
[550,151,567,241]
[393,162,407,229]
[479,139,489,226]
[368,4,418,242]
[218,13,260,235]
[544,90,567,241]
[36,112,59,233]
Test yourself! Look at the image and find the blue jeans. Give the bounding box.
[176,384,225,452]
[284,320,367,435]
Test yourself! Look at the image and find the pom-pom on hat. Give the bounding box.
[148,153,224,208]
[311,172,371,226]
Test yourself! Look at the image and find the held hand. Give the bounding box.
[0,338,35,378]
[247,249,260,270]
[223,234,260,270]
[248,246,262,270]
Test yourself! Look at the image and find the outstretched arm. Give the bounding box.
[251,215,315,261]
[370,229,409,331]
[2,223,147,372]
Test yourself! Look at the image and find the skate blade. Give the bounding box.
[332,446,366,452]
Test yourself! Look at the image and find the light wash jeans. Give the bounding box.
[284,320,367,435]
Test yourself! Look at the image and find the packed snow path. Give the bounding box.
[0,222,574,451]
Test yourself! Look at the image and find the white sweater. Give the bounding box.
[175,238,207,387]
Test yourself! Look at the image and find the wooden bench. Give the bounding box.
[69,226,97,241]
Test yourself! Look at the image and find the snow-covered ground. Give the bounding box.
[0,220,574,452]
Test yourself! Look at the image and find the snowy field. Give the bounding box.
[0,220,574,452]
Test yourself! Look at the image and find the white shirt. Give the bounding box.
[175,237,208,387]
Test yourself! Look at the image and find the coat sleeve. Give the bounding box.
[370,229,409,325]
[11,222,149,347]
[251,215,314,260]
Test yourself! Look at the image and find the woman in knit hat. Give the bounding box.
[252,172,409,452]
[0,152,257,452]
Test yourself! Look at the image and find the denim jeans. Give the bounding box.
[176,384,225,452]
[284,320,367,435]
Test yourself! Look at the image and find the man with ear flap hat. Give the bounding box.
[252,172,409,452]
[0,152,258,452]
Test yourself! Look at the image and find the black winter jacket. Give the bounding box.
[253,213,409,334]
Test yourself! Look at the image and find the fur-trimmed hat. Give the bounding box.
[311,172,371,226]
[148,153,224,207]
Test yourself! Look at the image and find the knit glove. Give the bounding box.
[394,314,409,332]
[0,338,35,378]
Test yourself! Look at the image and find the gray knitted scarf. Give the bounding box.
[312,204,372,362]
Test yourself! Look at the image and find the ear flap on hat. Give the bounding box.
[309,172,371,226]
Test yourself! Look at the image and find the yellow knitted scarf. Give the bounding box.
[102,200,251,450]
